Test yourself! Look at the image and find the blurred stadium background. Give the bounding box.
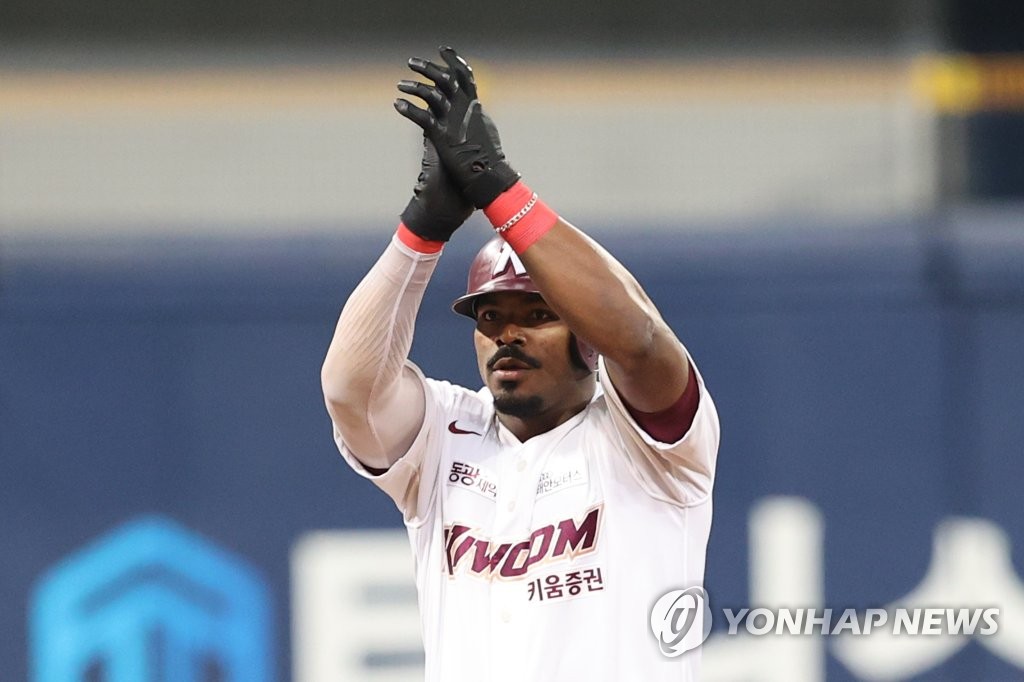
[2,0,1023,680]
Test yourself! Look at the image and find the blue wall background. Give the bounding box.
[2,211,1022,681]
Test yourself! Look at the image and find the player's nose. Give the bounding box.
[496,323,526,346]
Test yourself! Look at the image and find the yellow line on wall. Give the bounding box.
[913,54,1024,113]
[0,58,913,116]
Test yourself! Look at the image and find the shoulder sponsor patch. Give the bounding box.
[447,460,498,499]
[536,458,588,498]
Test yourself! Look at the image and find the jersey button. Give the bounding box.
[501,610,512,623]
[507,500,516,512]
[516,459,526,472]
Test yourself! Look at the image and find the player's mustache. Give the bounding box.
[487,345,541,370]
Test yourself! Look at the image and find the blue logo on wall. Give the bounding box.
[30,515,273,682]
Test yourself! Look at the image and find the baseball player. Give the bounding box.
[321,47,719,681]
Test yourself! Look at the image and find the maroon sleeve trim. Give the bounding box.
[621,361,701,443]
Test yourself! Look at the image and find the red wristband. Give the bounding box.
[483,181,558,253]
[396,223,444,254]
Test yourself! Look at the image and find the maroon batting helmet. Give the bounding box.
[452,237,599,372]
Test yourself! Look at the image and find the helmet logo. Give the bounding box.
[491,243,528,277]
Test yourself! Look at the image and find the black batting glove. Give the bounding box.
[394,46,520,209]
[400,137,473,242]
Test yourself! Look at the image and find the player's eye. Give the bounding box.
[478,309,499,322]
[530,309,556,322]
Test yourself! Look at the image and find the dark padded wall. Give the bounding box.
[2,215,1022,680]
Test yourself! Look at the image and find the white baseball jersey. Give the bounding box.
[336,354,719,682]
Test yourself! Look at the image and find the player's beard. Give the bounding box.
[486,346,545,418]
[492,388,544,418]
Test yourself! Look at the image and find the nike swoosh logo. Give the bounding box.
[448,420,481,436]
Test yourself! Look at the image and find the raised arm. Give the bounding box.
[320,136,473,471]
[394,48,689,414]
[510,221,689,412]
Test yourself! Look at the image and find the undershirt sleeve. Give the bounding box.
[621,360,700,443]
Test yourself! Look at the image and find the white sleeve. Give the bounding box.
[333,366,455,527]
[322,234,439,470]
[597,352,720,507]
